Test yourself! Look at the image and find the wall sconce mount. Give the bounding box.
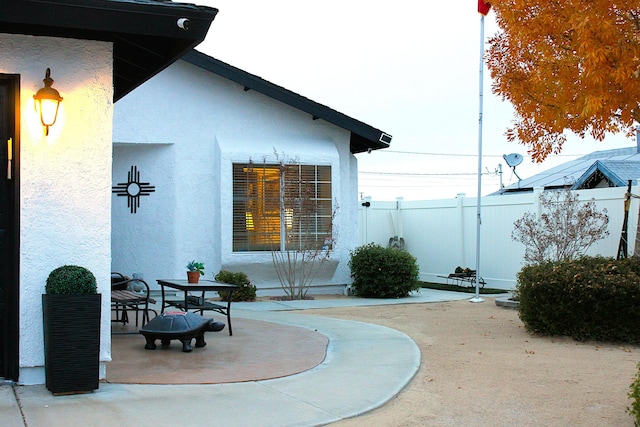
[33,68,63,136]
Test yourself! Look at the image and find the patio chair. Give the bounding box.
[111,272,157,327]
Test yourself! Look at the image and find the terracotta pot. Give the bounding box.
[187,271,200,283]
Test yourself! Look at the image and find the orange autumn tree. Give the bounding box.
[486,1,640,161]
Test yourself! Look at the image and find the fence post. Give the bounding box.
[396,196,404,241]
[633,180,640,257]
[361,196,372,244]
[456,193,466,267]
[533,187,544,217]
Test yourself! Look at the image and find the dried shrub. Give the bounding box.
[512,188,609,265]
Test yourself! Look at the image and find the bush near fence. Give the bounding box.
[349,243,420,298]
[516,256,640,343]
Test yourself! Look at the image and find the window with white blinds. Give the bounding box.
[232,163,332,252]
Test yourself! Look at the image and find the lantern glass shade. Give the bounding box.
[36,97,61,126]
[33,68,63,135]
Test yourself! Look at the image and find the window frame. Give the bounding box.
[232,162,332,253]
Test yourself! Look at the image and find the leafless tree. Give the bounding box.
[259,155,336,299]
[512,188,609,265]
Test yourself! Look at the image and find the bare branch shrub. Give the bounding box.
[260,155,336,299]
[511,189,609,265]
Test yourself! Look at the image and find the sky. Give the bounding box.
[195,1,633,201]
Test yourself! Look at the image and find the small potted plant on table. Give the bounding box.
[186,260,205,283]
[42,265,101,395]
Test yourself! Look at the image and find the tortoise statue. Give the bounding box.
[139,311,225,352]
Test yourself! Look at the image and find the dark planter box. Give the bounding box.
[42,294,101,394]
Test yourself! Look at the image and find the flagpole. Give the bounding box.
[471,12,486,303]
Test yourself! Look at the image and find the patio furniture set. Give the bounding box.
[111,274,238,351]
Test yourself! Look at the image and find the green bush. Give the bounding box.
[46,265,97,294]
[215,270,256,302]
[516,256,640,343]
[628,362,640,426]
[348,243,420,298]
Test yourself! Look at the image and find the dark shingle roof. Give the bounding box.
[0,0,218,101]
[182,50,392,154]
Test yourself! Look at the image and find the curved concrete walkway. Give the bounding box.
[2,289,472,427]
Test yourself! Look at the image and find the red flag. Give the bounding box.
[478,0,491,15]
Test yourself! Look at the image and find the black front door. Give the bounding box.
[0,74,19,381]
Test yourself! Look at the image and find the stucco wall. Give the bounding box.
[0,34,113,384]
[113,59,358,294]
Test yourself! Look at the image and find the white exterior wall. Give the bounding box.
[360,185,633,290]
[0,34,113,384]
[113,60,358,293]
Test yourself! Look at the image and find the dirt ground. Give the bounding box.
[302,298,640,427]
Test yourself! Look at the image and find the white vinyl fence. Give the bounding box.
[358,185,638,290]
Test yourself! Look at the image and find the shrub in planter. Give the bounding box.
[215,270,256,302]
[516,256,640,343]
[349,243,420,298]
[46,265,97,294]
[43,265,101,395]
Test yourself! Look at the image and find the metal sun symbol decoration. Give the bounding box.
[112,166,156,214]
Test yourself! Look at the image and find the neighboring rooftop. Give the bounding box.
[182,49,393,154]
[0,0,218,101]
[496,146,640,194]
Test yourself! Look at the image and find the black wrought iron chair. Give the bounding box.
[111,272,157,327]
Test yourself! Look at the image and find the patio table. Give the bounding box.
[156,279,238,336]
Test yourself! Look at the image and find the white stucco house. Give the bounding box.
[112,49,393,295]
[0,0,217,385]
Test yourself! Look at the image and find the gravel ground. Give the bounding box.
[303,299,640,427]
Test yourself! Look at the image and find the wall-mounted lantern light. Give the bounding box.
[33,68,63,136]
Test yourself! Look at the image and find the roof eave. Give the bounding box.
[0,0,218,101]
[182,50,392,154]
[0,1,217,37]
[572,161,626,189]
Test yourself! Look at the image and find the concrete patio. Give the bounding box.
[1,289,472,427]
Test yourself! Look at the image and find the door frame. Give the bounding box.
[0,74,20,381]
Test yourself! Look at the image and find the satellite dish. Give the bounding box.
[503,153,523,181]
[503,153,523,167]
